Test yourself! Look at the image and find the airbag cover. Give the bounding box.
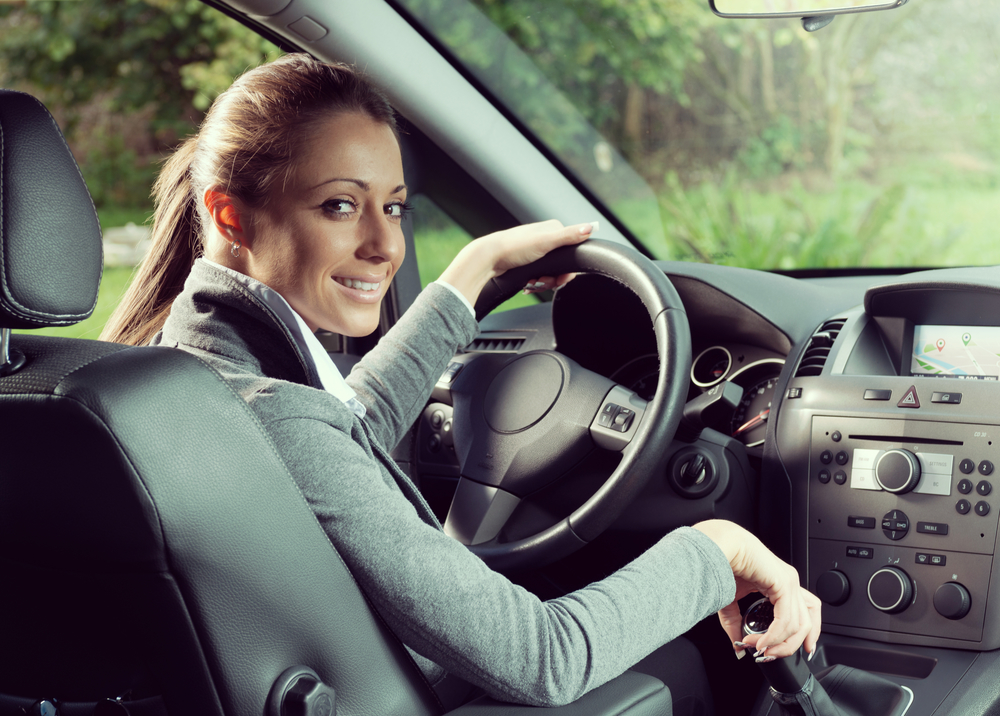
[484,353,564,433]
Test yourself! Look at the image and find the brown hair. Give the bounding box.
[101,53,398,345]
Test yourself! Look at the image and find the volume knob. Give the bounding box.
[875,449,921,494]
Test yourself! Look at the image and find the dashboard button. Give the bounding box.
[958,478,974,494]
[916,521,948,536]
[832,431,842,442]
[882,510,910,540]
[934,582,972,620]
[836,451,849,465]
[818,469,831,484]
[976,501,991,517]
[979,460,994,476]
[960,459,976,475]
[846,546,873,559]
[848,516,875,529]
[977,481,992,496]
[820,450,833,464]
[816,570,850,606]
[957,499,971,515]
[931,392,962,404]
[864,389,891,401]
[868,567,914,614]
[834,471,847,485]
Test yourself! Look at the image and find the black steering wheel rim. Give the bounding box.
[457,239,691,572]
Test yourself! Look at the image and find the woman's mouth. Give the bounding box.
[333,276,382,292]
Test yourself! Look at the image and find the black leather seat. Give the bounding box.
[0,90,671,716]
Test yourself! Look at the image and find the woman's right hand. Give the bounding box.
[693,519,822,661]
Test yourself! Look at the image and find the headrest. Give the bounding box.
[0,90,102,329]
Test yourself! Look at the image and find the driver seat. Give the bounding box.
[0,90,670,716]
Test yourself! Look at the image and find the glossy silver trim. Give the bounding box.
[709,0,907,19]
[728,357,785,384]
[691,346,733,388]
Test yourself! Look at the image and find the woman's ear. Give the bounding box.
[204,188,245,245]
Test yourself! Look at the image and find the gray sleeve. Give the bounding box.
[272,416,737,708]
[347,282,479,450]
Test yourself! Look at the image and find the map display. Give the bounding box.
[911,324,1000,380]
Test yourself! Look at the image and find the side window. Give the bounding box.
[409,195,539,313]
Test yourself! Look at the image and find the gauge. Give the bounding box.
[609,354,659,401]
[728,359,784,448]
[691,346,732,388]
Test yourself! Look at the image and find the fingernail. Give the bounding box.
[580,221,599,235]
[807,649,815,662]
[753,646,768,657]
[735,648,747,660]
[733,641,751,648]
[755,656,776,664]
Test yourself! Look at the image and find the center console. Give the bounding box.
[779,271,1000,651]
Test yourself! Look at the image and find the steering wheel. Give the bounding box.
[441,239,691,572]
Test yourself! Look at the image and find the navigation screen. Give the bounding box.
[911,325,1000,380]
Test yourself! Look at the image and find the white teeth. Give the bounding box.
[335,277,380,291]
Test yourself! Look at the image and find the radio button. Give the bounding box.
[849,516,876,529]
[958,479,974,494]
[916,521,949,536]
[836,451,849,465]
[818,469,831,484]
[882,510,909,540]
[980,460,994,476]
[875,449,921,494]
[834,471,847,485]
[960,459,976,475]
[820,450,833,465]
[832,431,842,442]
[956,499,972,515]
[976,501,991,517]
[977,481,992,496]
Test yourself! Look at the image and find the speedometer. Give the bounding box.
[728,359,784,448]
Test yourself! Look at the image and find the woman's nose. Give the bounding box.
[358,211,403,263]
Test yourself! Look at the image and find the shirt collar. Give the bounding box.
[202,259,366,418]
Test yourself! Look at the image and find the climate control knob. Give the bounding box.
[934,582,972,620]
[815,570,850,606]
[868,566,914,614]
[875,449,922,494]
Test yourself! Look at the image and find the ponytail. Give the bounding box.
[100,137,202,346]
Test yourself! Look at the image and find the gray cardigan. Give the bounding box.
[156,259,736,707]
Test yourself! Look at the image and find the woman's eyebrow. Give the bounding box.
[311,178,407,194]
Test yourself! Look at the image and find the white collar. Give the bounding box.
[203,259,366,418]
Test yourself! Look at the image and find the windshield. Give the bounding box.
[397,0,1000,272]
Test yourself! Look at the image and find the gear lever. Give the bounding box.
[741,598,913,716]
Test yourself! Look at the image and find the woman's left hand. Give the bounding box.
[437,220,596,307]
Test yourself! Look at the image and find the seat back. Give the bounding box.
[0,90,440,716]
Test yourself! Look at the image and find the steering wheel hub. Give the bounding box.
[485,353,565,433]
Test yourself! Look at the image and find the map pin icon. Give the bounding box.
[963,333,971,346]
[936,339,946,352]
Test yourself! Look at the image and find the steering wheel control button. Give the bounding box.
[846,546,873,559]
[835,451,849,465]
[786,387,802,399]
[897,385,920,409]
[818,469,831,484]
[956,499,972,515]
[832,431,842,442]
[916,521,948,536]
[960,459,976,475]
[881,510,909,540]
[976,501,991,517]
[931,391,962,404]
[439,361,464,384]
[934,583,972,620]
[868,567,915,614]
[834,471,847,485]
[958,478,974,494]
[598,403,618,427]
[612,408,635,432]
[977,480,992,496]
[816,570,850,606]
[875,449,921,493]
[864,389,891,401]
[820,450,833,465]
[848,516,875,529]
[979,460,994,476]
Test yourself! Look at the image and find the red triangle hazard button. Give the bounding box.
[898,385,920,409]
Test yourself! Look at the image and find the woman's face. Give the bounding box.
[247,111,406,336]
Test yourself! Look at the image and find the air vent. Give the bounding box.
[795,319,847,377]
[464,334,526,353]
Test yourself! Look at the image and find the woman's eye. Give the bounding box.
[386,201,414,220]
[322,199,357,216]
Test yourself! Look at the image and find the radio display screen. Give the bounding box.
[911,324,1000,380]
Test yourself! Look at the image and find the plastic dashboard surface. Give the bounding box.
[780,267,1000,651]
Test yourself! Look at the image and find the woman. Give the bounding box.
[102,53,819,711]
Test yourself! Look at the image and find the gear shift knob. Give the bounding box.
[743,598,814,695]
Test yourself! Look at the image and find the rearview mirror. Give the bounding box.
[709,0,907,18]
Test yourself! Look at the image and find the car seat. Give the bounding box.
[0,90,671,716]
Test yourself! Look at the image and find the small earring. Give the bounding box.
[230,238,241,258]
